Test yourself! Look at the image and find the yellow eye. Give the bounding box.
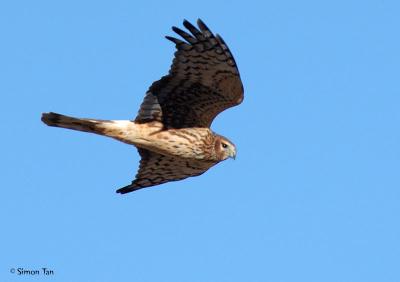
[222,143,228,148]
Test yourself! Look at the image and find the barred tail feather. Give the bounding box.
[41,112,108,135]
[41,112,141,145]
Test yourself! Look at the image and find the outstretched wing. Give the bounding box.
[135,19,244,129]
[116,149,215,194]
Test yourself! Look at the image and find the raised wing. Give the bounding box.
[116,149,215,194]
[135,19,244,129]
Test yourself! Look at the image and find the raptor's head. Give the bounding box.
[215,135,237,161]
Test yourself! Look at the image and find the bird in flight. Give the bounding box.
[42,19,244,194]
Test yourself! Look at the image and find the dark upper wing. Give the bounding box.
[116,149,214,194]
[135,19,244,129]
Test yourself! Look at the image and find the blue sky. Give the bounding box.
[1,0,399,281]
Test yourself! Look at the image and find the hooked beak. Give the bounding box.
[229,149,236,160]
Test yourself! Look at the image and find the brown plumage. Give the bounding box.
[41,19,243,194]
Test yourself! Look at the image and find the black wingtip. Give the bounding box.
[116,184,142,194]
[116,189,128,194]
[182,19,196,30]
[171,26,180,33]
[172,26,196,44]
[215,34,226,44]
[197,18,210,32]
[165,36,184,45]
[116,187,131,194]
[196,18,205,27]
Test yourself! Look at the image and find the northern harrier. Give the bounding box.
[42,19,244,194]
